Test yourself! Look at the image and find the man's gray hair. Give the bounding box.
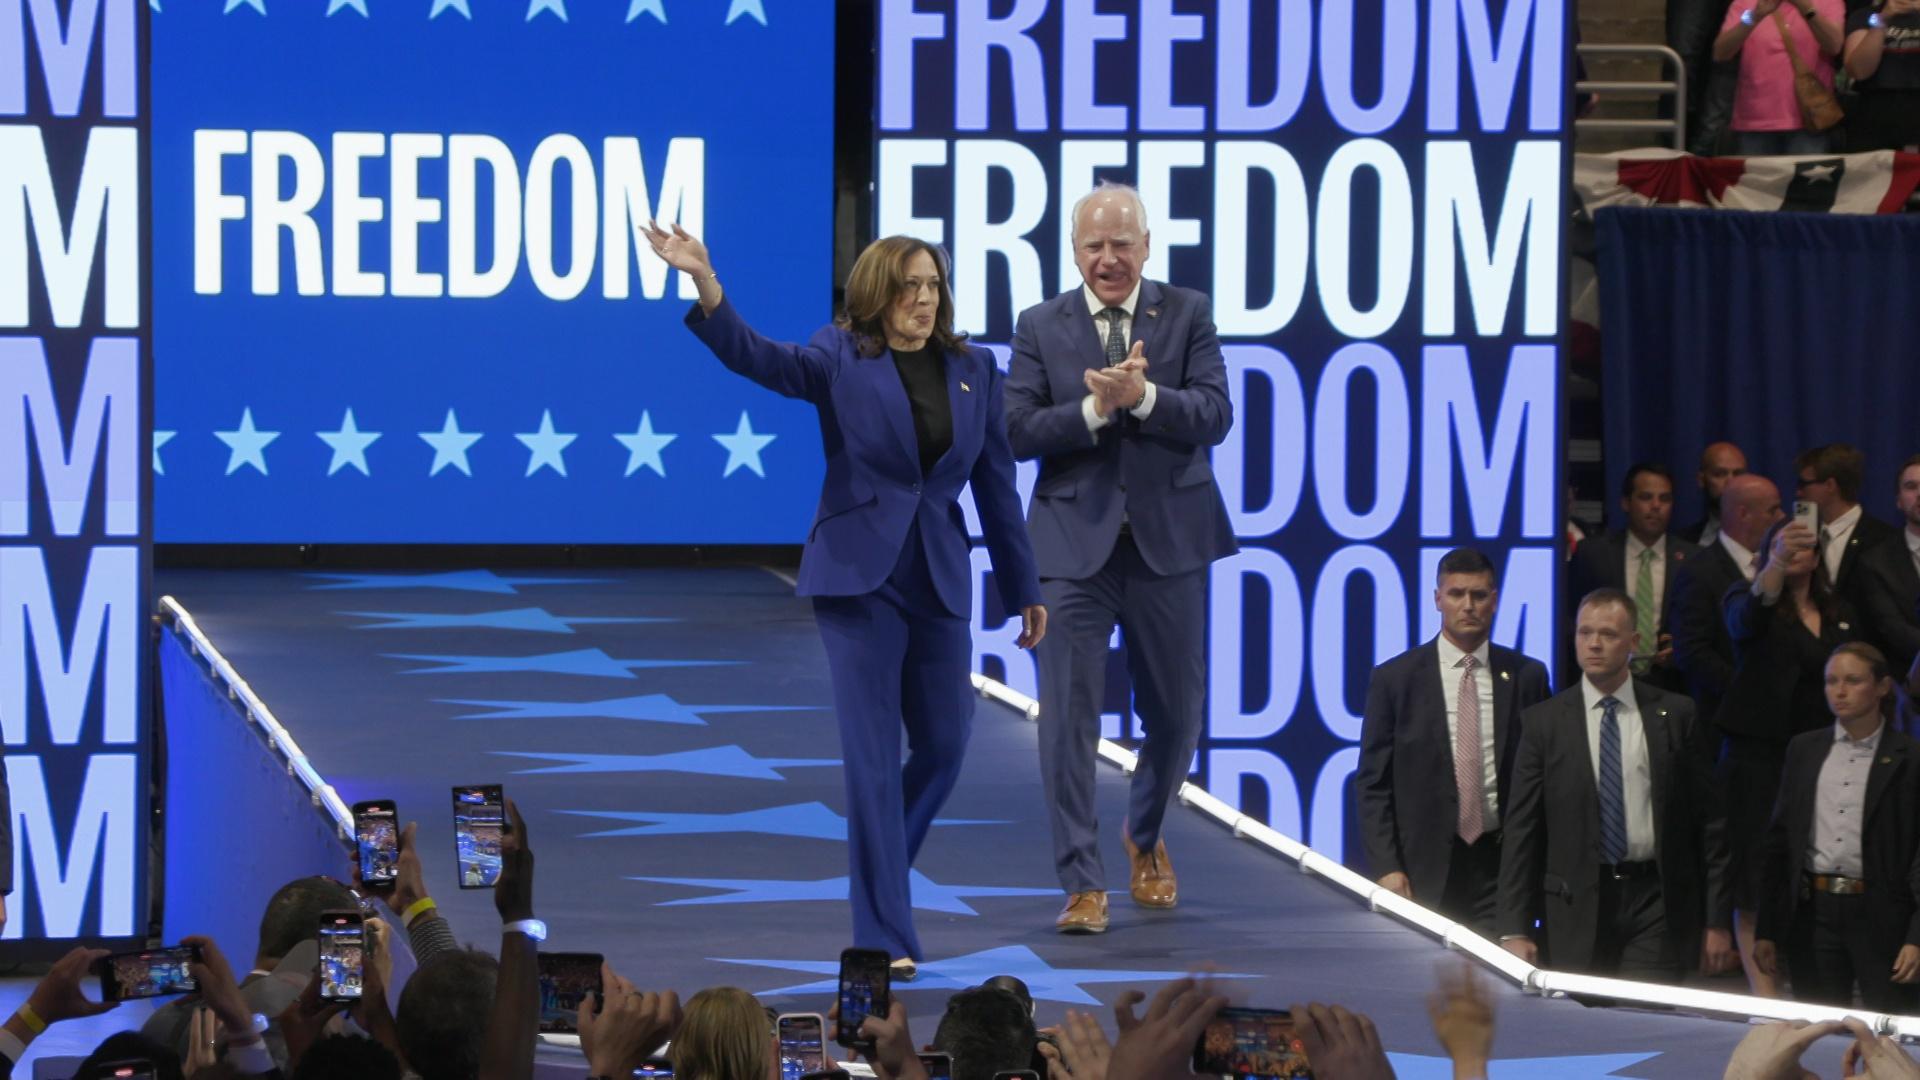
[1069,181,1150,243]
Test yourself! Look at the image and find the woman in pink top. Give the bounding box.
[1715,0,1848,154]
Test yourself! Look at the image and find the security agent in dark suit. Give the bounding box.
[1005,183,1236,935]
[1676,442,1748,547]
[1755,643,1920,1013]
[1356,548,1551,931]
[1667,473,1781,744]
[1853,455,1920,686]
[1499,589,1736,978]
[1566,463,1699,692]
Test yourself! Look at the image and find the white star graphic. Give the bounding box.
[615,412,677,477]
[153,430,176,475]
[214,408,280,476]
[420,409,483,477]
[713,411,775,478]
[724,0,765,25]
[224,0,266,12]
[326,0,369,14]
[318,409,382,477]
[525,0,565,20]
[1802,163,1838,183]
[515,410,577,477]
[428,0,470,17]
[626,0,665,22]
[149,0,160,10]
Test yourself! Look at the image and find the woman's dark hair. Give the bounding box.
[836,236,968,358]
[1755,518,1840,622]
[1829,641,1896,722]
[292,1034,405,1080]
[397,948,498,1080]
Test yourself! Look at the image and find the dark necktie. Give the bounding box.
[1100,307,1128,365]
[1598,696,1627,864]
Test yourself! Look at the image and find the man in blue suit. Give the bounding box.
[1005,183,1236,934]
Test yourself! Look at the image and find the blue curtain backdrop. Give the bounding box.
[1597,207,1920,528]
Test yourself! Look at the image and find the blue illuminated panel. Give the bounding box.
[885,0,1570,860]
[1,0,152,947]
[149,2,834,542]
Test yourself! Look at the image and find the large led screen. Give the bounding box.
[151,0,834,541]
[881,0,1572,860]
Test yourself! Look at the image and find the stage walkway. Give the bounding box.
[143,564,1791,1078]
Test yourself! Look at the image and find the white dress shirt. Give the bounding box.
[1810,719,1883,879]
[1821,503,1863,584]
[1581,677,1656,863]
[1079,281,1159,432]
[1625,533,1668,627]
[1436,634,1499,829]
[1697,513,1721,547]
[1908,527,1920,580]
[1721,531,1760,582]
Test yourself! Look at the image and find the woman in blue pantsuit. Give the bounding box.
[644,223,1046,976]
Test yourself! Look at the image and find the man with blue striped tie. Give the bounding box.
[1498,588,1737,979]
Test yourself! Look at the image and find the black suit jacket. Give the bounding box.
[1853,537,1920,677]
[1833,513,1900,596]
[1757,727,1920,950]
[1677,515,1716,546]
[1356,640,1552,902]
[1567,531,1699,691]
[1722,583,1859,744]
[1498,681,1732,970]
[1667,540,1746,732]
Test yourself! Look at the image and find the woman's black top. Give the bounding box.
[890,345,953,476]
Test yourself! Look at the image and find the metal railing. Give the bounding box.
[1576,43,1688,151]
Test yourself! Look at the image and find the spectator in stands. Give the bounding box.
[1669,0,1742,154]
[1856,455,1920,723]
[1669,472,1781,757]
[1755,643,1920,1013]
[1715,0,1848,154]
[1567,463,1699,691]
[932,987,1036,1080]
[1498,589,1734,980]
[1723,515,1860,995]
[1844,0,1920,151]
[1795,443,1899,598]
[1680,442,1749,546]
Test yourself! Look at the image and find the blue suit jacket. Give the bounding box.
[1004,280,1237,580]
[687,298,1041,619]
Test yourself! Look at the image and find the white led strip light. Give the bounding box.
[970,672,1920,1037]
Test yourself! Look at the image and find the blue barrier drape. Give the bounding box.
[1596,207,1920,524]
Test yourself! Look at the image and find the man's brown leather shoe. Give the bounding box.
[1122,829,1178,908]
[1055,890,1109,933]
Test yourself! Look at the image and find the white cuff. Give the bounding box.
[1129,380,1157,419]
[0,1028,27,1063]
[1081,394,1111,433]
[226,1038,277,1074]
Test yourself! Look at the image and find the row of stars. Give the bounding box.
[192,0,767,24]
[160,408,776,479]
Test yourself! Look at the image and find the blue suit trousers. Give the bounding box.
[812,518,973,961]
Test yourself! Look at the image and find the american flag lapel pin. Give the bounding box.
[1146,307,1160,318]
[1499,670,1510,681]
[960,381,971,392]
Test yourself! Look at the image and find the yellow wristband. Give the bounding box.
[16,1004,46,1035]
[401,897,438,928]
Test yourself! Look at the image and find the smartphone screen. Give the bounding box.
[452,784,505,889]
[318,910,366,1001]
[633,1060,674,1079]
[918,1053,953,1079]
[354,800,399,890]
[94,1063,158,1080]
[1192,1007,1312,1080]
[778,1014,826,1080]
[537,951,604,1034]
[834,948,890,1048]
[96,946,201,1001]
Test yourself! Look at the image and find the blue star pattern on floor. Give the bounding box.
[715,945,1258,1006]
[634,869,1062,915]
[307,570,606,594]
[386,648,738,677]
[438,694,817,726]
[493,746,838,781]
[560,802,1004,841]
[1385,1053,1660,1079]
[343,608,671,634]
